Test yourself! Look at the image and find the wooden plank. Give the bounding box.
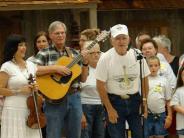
[98,0,184,10]
[0,1,99,11]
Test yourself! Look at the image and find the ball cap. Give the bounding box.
[110,24,129,38]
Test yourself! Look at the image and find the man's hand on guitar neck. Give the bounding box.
[37,65,71,76]
[81,49,90,65]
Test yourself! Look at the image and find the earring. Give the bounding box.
[12,56,16,64]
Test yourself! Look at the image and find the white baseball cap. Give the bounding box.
[110,24,129,38]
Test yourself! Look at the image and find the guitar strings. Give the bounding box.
[67,40,98,68]
[67,31,110,68]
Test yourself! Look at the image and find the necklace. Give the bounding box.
[11,59,29,80]
[12,58,26,69]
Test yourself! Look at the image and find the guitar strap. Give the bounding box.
[65,47,74,58]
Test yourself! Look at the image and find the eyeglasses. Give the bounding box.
[53,32,65,36]
[89,51,101,55]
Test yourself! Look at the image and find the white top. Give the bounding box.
[170,86,184,130]
[158,61,176,89]
[0,61,39,138]
[157,53,167,62]
[95,48,150,95]
[147,75,172,113]
[81,66,101,105]
[0,61,37,109]
[27,56,36,63]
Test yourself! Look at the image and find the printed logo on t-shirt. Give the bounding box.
[113,65,138,90]
[153,84,162,93]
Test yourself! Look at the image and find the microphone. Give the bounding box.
[132,48,144,60]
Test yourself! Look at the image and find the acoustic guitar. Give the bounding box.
[36,30,110,101]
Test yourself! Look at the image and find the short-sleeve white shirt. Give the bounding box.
[81,66,101,105]
[159,61,176,89]
[147,75,172,113]
[170,86,184,130]
[95,48,150,95]
[0,61,37,108]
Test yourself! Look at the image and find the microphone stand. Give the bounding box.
[133,48,145,138]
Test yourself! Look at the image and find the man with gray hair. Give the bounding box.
[34,21,88,138]
[153,35,179,76]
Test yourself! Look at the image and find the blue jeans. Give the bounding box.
[107,93,142,138]
[81,104,105,138]
[45,92,82,138]
[177,129,184,135]
[144,112,168,137]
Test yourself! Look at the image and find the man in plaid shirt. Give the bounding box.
[34,21,88,138]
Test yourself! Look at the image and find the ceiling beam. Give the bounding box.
[0,1,99,11]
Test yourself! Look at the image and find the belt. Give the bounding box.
[148,112,162,120]
[108,92,139,100]
[120,94,130,99]
[45,97,65,104]
[68,87,80,95]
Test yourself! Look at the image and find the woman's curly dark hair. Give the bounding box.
[2,34,25,64]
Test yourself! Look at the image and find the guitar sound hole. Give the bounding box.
[51,73,72,84]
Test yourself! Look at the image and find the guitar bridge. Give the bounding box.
[51,73,72,84]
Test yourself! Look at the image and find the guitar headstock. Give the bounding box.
[85,30,110,51]
[96,30,110,42]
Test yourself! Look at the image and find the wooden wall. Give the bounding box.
[97,9,184,56]
[0,9,183,63]
[0,9,79,62]
[0,11,21,63]
[22,9,74,57]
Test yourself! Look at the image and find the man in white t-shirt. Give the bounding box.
[95,24,150,138]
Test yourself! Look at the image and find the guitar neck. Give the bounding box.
[67,54,82,68]
[86,40,98,50]
[67,40,99,68]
